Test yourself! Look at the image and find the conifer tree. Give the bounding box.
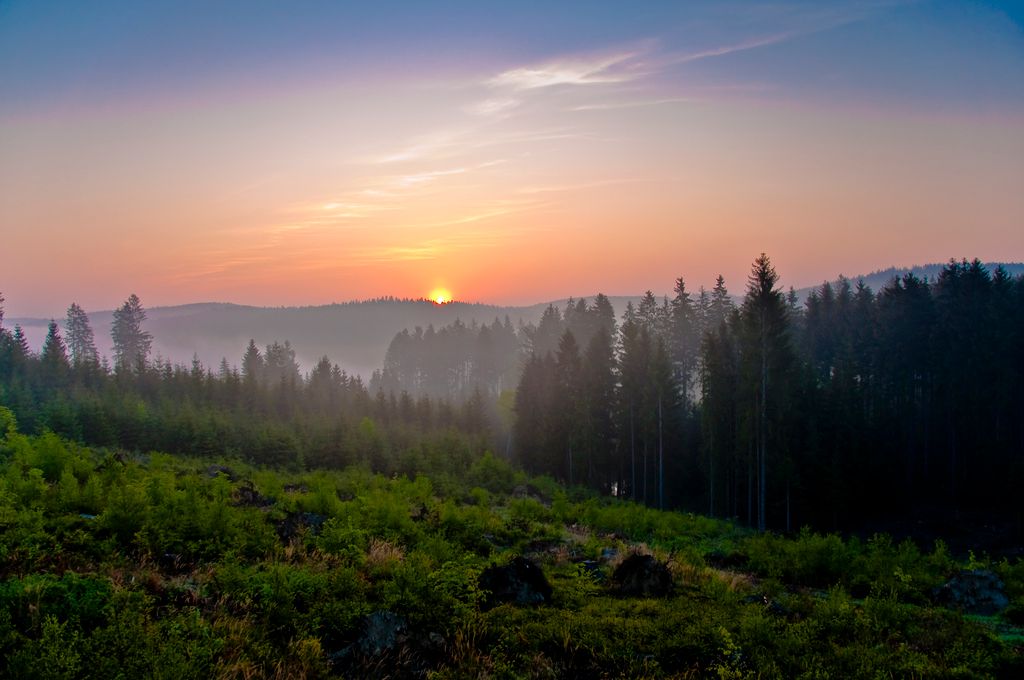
[241,339,264,385]
[669,277,699,405]
[65,303,98,366]
[111,294,152,373]
[40,320,71,385]
[708,275,734,331]
[581,327,617,489]
[555,329,583,485]
[740,254,792,530]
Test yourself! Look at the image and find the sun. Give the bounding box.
[429,288,452,305]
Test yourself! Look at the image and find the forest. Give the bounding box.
[0,255,1022,677]
[376,256,1024,539]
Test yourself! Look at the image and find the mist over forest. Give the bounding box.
[10,261,1022,381]
[4,255,1024,536]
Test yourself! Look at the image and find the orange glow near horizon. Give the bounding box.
[1,3,1023,317]
[430,288,453,305]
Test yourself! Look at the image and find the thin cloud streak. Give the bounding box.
[488,51,644,90]
[466,98,521,117]
[669,32,799,65]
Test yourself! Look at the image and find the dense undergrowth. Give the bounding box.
[0,407,1022,678]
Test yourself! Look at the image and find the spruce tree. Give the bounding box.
[242,339,264,385]
[740,254,792,530]
[669,277,698,405]
[65,303,98,366]
[111,294,152,373]
[41,320,70,374]
[555,329,583,485]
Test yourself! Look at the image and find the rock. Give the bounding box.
[232,481,272,507]
[933,569,1009,615]
[359,611,408,656]
[275,511,327,542]
[612,554,673,597]
[326,611,443,677]
[479,556,552,608]
[205,464,238,481]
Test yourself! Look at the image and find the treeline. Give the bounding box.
[4,255,1023,535]
[510,257,1024,534]
[0,293,497,477]
[370,317,521,401]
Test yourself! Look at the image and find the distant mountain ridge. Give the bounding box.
[791,261,1024,302]
[9,261,1022,378]
[10,299,531,380]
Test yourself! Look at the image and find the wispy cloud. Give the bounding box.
[488,51,644,90]
[466,97,521,117]
[668,32,799,65]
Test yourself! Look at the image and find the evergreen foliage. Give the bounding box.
[111,294,152,373]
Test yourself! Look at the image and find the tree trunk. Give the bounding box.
[758,309,768,532]
[658,396,664,511]
[630,403,636,501]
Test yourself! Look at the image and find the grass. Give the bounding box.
[0,423,1022,677]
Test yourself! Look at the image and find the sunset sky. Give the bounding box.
[2,0,1023,317]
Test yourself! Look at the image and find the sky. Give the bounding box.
[1,0,1023,317]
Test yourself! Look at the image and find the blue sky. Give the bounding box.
[1,1,1022,314]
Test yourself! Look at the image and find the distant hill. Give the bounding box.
[791,261,1024,302]
[11,300,529,380]
[9,262,1020,378]
[10,295,653,380]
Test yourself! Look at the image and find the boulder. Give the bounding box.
[933,569,1009,615]
[359,611,408,656]
[327,611,444,677]
[612,554,673,597]
[479,556,552,608]
[232,481,272,507]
